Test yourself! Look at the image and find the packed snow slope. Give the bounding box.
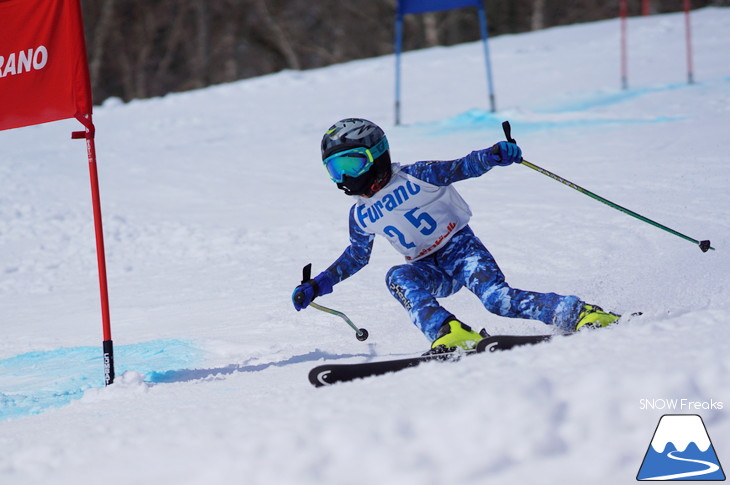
[2,8,729,485]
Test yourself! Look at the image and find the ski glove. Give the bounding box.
[488,141,522,166]
[292,272,334,311]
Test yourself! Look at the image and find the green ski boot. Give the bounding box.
[431,319,485,352]
[574,304,620,330]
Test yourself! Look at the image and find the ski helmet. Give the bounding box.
[321,118,392,197]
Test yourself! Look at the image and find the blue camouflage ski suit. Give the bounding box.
[321,149,584,341]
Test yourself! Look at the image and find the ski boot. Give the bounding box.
[574,304,620,330]
[429,319,485,353]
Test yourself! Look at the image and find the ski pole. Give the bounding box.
[501,121,714,253]
[296,264,369,341]
[308,302,369,341]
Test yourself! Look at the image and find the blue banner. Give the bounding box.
[394,0,495,124]
[398,0,482,15]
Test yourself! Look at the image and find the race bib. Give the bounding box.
[354,168,471,261]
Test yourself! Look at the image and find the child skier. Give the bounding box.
[292,118,619,352]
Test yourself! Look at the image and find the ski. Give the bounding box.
[308,334,553,387]
[475,334,552,352]
[308,350,469,387]
[308,312,644,387]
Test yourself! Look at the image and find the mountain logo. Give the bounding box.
[637,414,725,481]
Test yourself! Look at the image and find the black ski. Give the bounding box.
[308,351,469,387]
[308,311,645,386]
[475,334,552,352]
[308,334,553,387]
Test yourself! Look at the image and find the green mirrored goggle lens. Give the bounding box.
[323,149,372,183]
[323,138,389,183]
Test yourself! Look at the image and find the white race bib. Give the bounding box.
[354,166,471,261]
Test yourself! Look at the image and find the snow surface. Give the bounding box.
[2,8,730,485]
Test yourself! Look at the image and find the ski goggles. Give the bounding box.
[323,138,389,183]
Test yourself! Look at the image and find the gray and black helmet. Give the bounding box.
[321,118,388,160]
[320,118,392,197]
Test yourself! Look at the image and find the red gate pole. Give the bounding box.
[684,0,695,84]
[620,0,629,90]
[642,0,651,16]
[73,113,115,386]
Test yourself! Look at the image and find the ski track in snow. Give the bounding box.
[1,8,729,485]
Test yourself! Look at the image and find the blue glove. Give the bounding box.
[292,272,334,311]
[488,141,522,166]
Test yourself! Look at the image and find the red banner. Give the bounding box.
[0,0,92,131]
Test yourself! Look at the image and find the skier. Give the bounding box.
[292,118,620,352]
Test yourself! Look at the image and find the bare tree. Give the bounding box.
[192,0,211,89]
[423,13,440,46]
[531,0,546,31]
[88,0,116,94]
[79,0,719,104]
[255,0,301,70]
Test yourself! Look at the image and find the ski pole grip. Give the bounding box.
[501,120,525,164]
[294,263,312,305]
[502,121,516,144]
[301,263,312,283]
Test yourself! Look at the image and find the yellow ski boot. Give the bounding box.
[574,304,620,330]
[430,319,484,352]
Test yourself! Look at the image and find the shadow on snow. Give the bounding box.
[146,348,372,384]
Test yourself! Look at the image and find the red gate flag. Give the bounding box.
[1,0,115,385]
[0,0,92,131]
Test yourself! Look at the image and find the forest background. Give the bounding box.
[82,0,727,104]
